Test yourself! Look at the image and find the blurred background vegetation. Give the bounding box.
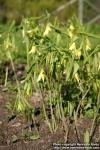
[0,0,73,23]
[0,0,100,24]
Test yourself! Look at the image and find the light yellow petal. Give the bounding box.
[69,42,76,51]
[75,49,81,58]
[29,45,36,54]
[17,102,23,112]
[37,69,45,82]
[86,38,91,50]
[43,23,51,36]
[74,73,80,83]
[69,24,75,31]
[98,63,100,70]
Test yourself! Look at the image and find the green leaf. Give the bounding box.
[73,62,79,75]
[29,133,40,140]
[66,59,73,80]
[85,109,94,118]
[27,63,35,74]
[12,135,19,143]
[84,130,90,144]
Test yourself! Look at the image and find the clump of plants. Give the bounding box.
[0,17,100,143]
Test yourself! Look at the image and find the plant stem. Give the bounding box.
[76,87,90,116]
[89,91,100,141]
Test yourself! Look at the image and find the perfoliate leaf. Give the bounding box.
[73,62,79,75]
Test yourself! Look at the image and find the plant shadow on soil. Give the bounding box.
[0,64,99,150]
[0,86,99,150]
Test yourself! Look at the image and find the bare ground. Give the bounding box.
[0,86,99,150]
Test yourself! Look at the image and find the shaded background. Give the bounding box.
[0,0,100,23]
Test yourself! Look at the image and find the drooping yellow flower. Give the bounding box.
[69,24,75,31]
[69,42,81,58]
[74,49,81,58]
[29,44,37,54]
[43,23,51,37]
[69,42,76,51]
[74,73,80,83]
[67,30,73,38]
[86,38,91,50]
[67,24,75,38]
[17,101,24,112]
[37,69,46,82]
[27,27,38,37]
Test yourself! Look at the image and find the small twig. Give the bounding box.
[4,67,8,87]
[52,0,77,15]
[76,87,90,115]
[38,0,77,24]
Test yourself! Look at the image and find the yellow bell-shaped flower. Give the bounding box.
[37,69,46,82]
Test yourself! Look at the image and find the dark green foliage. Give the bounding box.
[0,17,100,134]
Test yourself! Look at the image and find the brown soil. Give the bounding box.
[0,86,99,150]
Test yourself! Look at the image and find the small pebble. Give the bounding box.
[16,71,23,78]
